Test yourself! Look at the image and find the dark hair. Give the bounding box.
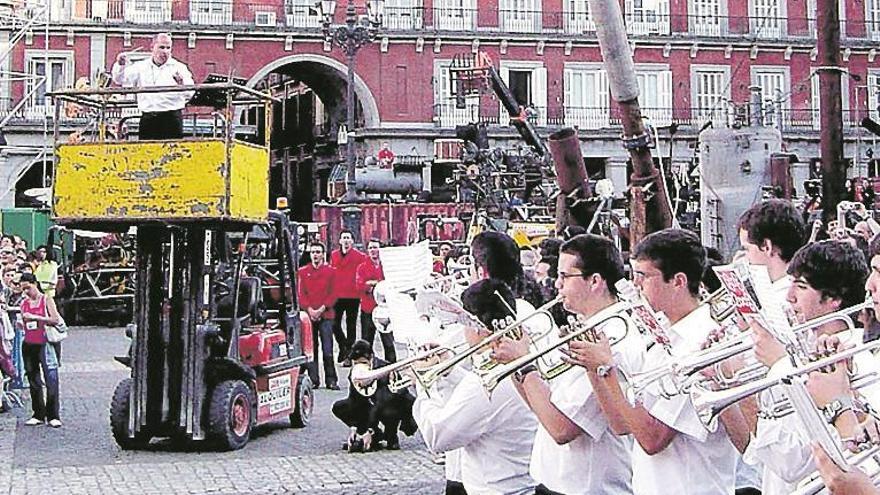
[737,199,806,262]
[560,234,626,295]
[348,339,374,361]
[869,235,880,259]
[538,238,563,260]
[787,240,868,309]
[308,242,325,253]
[471,231,543,307]
[461,279,516,329]
[632,228,707,296]
[367,238,382,247]
[339,229,354,239]
[560,225,586,241]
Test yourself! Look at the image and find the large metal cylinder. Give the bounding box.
[354,168,425,195]
[589,0,640,102]
[549,127,591,231]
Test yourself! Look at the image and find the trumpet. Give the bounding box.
[479,302,632,393]
[415,295,563,390]
[350,344,464,396]
[794,443,880,495]
[690,339,880,430]
[630,300,873,399]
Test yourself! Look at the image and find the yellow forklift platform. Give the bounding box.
[54,139,268,224]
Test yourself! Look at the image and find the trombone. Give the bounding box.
[690,339,880,430]
[479,302,632,393]
[630,300,873,399]
[415,296,563,389]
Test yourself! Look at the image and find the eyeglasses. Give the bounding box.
[557,271,586,281]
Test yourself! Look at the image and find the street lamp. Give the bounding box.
[319,0,384,203]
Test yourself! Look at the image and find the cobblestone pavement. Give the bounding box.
[0,327,444,494]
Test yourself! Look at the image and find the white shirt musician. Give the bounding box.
[412,279,538,495]
[631,304,739,495]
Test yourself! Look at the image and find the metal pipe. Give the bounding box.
[818,0,846,225]
[549,127,591,232]
[588,0,672,245]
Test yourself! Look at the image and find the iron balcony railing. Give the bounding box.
[51,1,879,41]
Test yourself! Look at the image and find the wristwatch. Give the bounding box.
[514,364,539,383]
[820,396,854,425]
[596,363,615,378]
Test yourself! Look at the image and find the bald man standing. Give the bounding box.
[112,32,194,140]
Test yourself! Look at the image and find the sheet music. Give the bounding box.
[748,265,796,344]
[712,264,761,317]
[379,240,433,292]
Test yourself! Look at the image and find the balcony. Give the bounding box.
[27,3,880,43]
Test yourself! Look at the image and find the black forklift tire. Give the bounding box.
[290,374,314,428]
[208,380,254,451]
[110,378,151,450]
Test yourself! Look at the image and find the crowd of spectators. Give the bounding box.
[0,234,63,427]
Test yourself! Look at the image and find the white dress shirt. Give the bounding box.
[413,366,537,495]
[111,56,194,112]
[744,327,880,495]
[529,304,642,495]
[631,305,739,495]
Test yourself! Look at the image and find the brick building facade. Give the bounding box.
[2,0,880,211]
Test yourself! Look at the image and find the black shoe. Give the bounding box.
[327,382,340,391]
[337,349,349,363]
[400,416,418,436]
[342,359,352,368]
[386,437,400,450]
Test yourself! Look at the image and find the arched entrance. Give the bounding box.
[247,55,380,220]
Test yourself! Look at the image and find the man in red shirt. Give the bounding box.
[377,141,395,168]
[432,241,454,275]
[297,243,339,390]
[356,239,396,363]
[330,230,367,367]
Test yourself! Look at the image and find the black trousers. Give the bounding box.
[332,387,415,440]
[445,481,468,495]
[535,484,565,495]
[139,109,183,140]
[333,298,360,357]
[360,311,396,363]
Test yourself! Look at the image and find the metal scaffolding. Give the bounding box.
[0,0,51,205]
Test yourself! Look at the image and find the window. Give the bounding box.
[25,51,73,116]
[563,0,595,33]
[692,66,730,124]
[868,0,880,41]
[434,0,476,31]
[124,0,171,23]
[636,67,672,126]
[499,0,542,33]
[750,0,785,38]
[564,65,609,128]
[690,0,725,36]
[190,0,232,25]
[866,70,880,122]
[285,0,322,28]
[500,62,547,126]
[751,67,789,126]
[810,70,850,129]
[433,61,479,127]
[385,0,423,30]
[625,0,670,35]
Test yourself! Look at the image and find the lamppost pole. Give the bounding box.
[321,0,383,203]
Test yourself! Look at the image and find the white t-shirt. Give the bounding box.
[631,305,739,495]
[529,304,644,495]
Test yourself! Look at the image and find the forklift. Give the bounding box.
[49,82,314,450]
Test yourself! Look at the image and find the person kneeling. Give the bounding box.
[332,339,417,452]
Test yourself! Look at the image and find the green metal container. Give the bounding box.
[0,208,53,249]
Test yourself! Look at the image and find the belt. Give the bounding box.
[142,109,182,116]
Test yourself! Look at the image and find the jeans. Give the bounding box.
[22,342,60,421]
[360,311,396,363]
[307,319,337,387]
[333,298,360,358]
